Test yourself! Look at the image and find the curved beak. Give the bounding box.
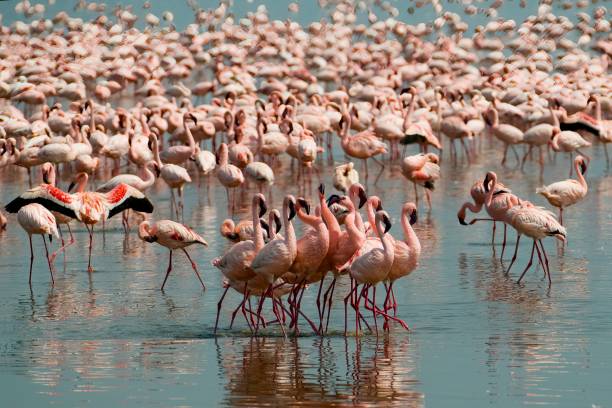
[67,182,76,192]
[318,183,325,196]
[458,214,467,225]
[327,194,342,207]
[288,199,296,221]
[376,201,383,211]
[580,160,587,175]
[483,173,491,193]
[297,198,310,215]
[383,214,392,234]
[259,219,270,239]
[358,187,367,208]
[410,209,417,225]
[258,198,267,218]
[274,212,282,234]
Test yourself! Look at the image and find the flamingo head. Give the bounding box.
[287,196,297,221]
[253,193,267,218]
[297,197,310,215]
[403,202,418,225]
[377,210,392,234]
[259,218,271,240]
[483,171,497,193]
[576,155,588,175]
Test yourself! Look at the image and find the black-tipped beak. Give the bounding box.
[68,182,75,192]
[483,174,491,193]
[376,201,383,211]
[318,183,325,196]
[358,187,367,208]
[298,198,310,215]
[410,209,417,225]
[258,198,267,218]
[260,219,270,239]
[49,234,53,243]
[383,214,392,234]
[458,215,467,225]
[43,172,50,185]
[144,236,158,243]
[274,212,282,233]
[580,161,587,175]
[288,200,296,220]
[327,194,342,207]
[189,113,197,125]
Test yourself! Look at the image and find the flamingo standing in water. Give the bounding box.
[138,219,208,290]
[537,155,588,225]
[15,203,58,285]
[5,174,154,272]
[345,210,397,336]
[212,194,267,332]
[401,153,440,209]
[384,202,421,320]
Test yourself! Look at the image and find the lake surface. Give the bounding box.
[1,1,611,407]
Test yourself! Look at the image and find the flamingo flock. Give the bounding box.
[0,1,611,336]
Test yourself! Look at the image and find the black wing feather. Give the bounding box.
[4,196,78,218]
[400,134,426,145]
[560,122,600,136]
[108,196,154,219]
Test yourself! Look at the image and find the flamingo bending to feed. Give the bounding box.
[15,203,58,285]
[138,219,208,290]
[537,155,588,225]
[5,174,154,272]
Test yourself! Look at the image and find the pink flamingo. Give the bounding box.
[14,203,58,285]
[5,175,154,272]
[384,202,421,319]
[138,219,208,290]
[212,194,267,332]
[537,155,588,225]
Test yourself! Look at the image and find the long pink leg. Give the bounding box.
[42,236,54,286]
[315,277,325,331]
[538,240,551,285]
[28,235,34,286]
[50,224,76,263]
[500,224,507,260]
[160,250,173,290]
[372,285,379,337]
[517,241,536,284]
[506,234,521,275]
[214,285,229,333]
[86,224,94,273]
[181,248,205,290]
[323,276,337,334]
[344,278,357,335]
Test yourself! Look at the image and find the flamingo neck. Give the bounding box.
[283,203,297,256]
[401,211,421,258]
[151,137,163,167]
[492,107,499,128]
[485,176,497,209]
[575,162,587,189]
[320,196,341,242]
[403,94,417,130]
[252,204,264,251]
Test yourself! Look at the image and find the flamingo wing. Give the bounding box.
[105,183,154,219]
[4,185,77,219]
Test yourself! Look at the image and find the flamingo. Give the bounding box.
[505,203,567,286]
[15,203,58,285]
[345,210,397,336]
[537,155,588,225]
[401,153,440,209]
[5,174,154,272]
[212,194,267,332]
[149,130,191,219]
[138,219,208,290]
[332,162,359,193]
[339,108,387,181]
[485,100,524,166]
[216,143,245,211]
[250,195,298,327]
[385,202,421,318]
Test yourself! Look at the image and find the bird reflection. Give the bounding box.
[217,335,423,407]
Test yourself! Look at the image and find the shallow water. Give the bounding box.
[2,1,612,407]
[2,136,612,407]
